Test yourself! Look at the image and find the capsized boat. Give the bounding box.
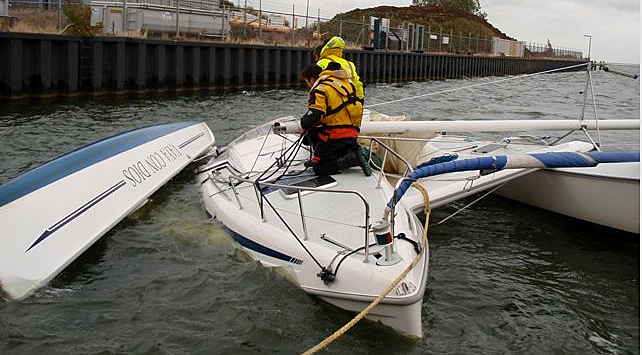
[196,109,637,336]
[0,122,215,301]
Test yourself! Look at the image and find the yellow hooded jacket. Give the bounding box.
[316,36,365,101]
[307,68,364,138]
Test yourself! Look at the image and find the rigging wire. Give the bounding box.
[587,70,602,147]
[431,181,508,227]
[365,62,588,109]
[247,126,274,176]
[260,190,325,270]
[251,133,304,182]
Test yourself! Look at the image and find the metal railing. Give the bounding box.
[206,133,424,263]
[214,172,374,262]
[5,0,582,59]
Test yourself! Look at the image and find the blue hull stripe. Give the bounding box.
[0,121,199,208]
[26,180,128,252]
[178,132,206,149]
[226,228,303,265]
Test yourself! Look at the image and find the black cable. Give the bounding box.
[265,136,308,182]
[395,233,422,254]
[253,134,299,181]
[332,242,378,277]
[257,134,305,182]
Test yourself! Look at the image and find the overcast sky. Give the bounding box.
[255,0,640,64]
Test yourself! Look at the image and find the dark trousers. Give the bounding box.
[306,132,359,175]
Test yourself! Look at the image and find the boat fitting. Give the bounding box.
[372,219,402,266]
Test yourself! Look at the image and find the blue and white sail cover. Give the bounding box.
[0,122,215,300]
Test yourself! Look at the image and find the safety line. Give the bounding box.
[365,62,587,109]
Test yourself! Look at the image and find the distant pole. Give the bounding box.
[584,34,592,59]
[57,0,61,30]
[222,2,226,39]
[384,23,388,49]
[243,0,247,37]
[175,0,179,37]
[427,26,430,52]
[373,18,380,49]
[122,0,127,33]
[316,8,320,38]
[579,34,593,124]
[305,0,309,28]
[468,32,471,53]
[291,5,295,44]
[361,15,365,47]
[258,0,262,42]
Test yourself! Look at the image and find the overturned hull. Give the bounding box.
[0,122,215,300]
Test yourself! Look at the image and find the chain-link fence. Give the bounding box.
[3,0,583,59]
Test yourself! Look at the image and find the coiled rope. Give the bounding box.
[298,182,431,355]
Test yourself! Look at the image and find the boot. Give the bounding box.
[336,150,372,177]
[355,147,372,176]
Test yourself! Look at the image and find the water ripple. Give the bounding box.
[0,68,639,354]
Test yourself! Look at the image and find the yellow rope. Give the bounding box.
[299,182,431,355]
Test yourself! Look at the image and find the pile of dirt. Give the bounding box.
[324,5,514,42]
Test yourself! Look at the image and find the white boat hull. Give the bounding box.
[198,119,431,337]
[317,295,424,337]
[495,162,640,234]
[0,122,216,300]
[200,164,430,337]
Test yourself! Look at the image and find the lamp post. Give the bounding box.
[583,34,592,60]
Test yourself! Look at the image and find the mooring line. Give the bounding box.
[298,183,431,355]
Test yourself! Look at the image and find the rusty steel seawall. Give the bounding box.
[0,32,587,99]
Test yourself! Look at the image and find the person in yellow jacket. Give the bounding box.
[315,36,365,102]
[300,63,370,176]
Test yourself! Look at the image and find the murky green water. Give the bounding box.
[0,66,639,354]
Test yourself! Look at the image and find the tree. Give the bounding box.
[411,0,486,18]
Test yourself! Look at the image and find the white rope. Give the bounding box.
[365,62,588,109]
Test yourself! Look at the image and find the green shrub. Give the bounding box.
[63,2,92,36]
